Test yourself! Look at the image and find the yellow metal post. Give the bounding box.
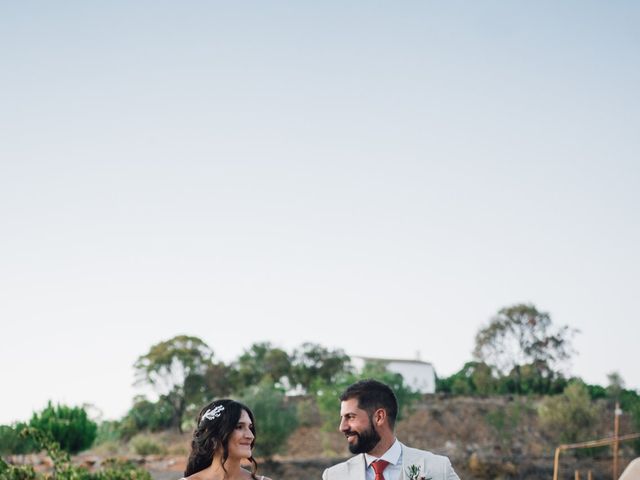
[552,432,640,480]
[553,446,562,480]
[614,401,621,480]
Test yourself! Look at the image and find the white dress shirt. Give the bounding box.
[364,439,403,480]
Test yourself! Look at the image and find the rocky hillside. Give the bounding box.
[277,394,639,480]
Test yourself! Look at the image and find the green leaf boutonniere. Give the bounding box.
[406,464,432,480]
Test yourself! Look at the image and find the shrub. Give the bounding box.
[92,458,152,480]
[129,434,166,456]
[620,388,640,454]
[0,423,37,455]
[295,397,319,428]
[238,380,298,459]
[118,396,174,440]
[0,456,37,479]
[94,420,121,445]
[538,381,598,444]
[437,361,499,396]
[485,399,532,453]
[29,402,97,454]
[0,427,151,479]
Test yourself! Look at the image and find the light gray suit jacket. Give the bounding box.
[322,443,460,480]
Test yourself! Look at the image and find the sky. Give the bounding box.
[1,1,639,425]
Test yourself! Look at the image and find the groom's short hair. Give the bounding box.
[340,379,398,428]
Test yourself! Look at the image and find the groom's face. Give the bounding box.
[339,398,381,454]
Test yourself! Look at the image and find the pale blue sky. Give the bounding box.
[1,1,639,424]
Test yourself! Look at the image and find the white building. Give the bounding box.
[351,355,436,394]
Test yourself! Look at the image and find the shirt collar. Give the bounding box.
[364,439,401,467]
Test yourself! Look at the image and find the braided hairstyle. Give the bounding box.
[184,399,258,478]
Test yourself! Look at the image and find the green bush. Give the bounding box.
[0,456,37,480]
[239,380,298,459]
[438,361,569,396]
[0,428,151,479]
[94,421,121,445]
[538,381,598,445]
[129,434,166,456]
[29,402,97,454]
[485,399,532,453]
[117,396,174,440]
[92,458,152,480]
[437,361,499,396]
[620,388,640,454]
[585,383,607,400]
[295,397,319,428]
[0,423,37,455]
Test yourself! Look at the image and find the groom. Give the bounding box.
[322,379,460,480]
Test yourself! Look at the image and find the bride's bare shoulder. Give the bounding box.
[181,474,202,480]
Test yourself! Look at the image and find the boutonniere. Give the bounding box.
[406,464,431,480]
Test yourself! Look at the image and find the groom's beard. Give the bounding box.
[347,416,381,454]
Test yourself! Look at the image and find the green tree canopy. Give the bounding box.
[436,361,498,396]
[133,335,214,432]
[232,342,292,390]
[238,380,298,459]
[473,303,577,393]
[203,361,236,399]
[291,342,350,393]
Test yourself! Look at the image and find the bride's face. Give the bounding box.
[227,409,254,460]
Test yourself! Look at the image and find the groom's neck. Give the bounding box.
[367,435,396,458]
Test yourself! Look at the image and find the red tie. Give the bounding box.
[372,460,389,480]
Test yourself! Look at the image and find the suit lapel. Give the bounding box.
[400,443,424,480]
[347,454,367,480]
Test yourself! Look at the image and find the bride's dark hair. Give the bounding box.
[184,399,258,478]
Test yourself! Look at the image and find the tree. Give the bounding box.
[473,303,577,393]
[291,342,350,393]
[29,402,97,454]
[436,361,497,396]
[606,371,625,401]
[203,361,236,398]
[232,342,292,391]
[133,335,214,432]
[500,361,568,395]
[238,380,298,460]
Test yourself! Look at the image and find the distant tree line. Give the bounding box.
[2,302,639,462]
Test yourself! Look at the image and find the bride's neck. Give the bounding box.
[200,457,246,480]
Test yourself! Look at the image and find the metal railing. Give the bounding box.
[552,432,640,480]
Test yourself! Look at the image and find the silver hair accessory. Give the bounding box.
[200,405,225,424]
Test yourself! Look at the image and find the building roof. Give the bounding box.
[352,355,433,366]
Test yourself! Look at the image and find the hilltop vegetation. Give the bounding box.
[2,303,640,479]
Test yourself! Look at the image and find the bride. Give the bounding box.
[180,399,272,480]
